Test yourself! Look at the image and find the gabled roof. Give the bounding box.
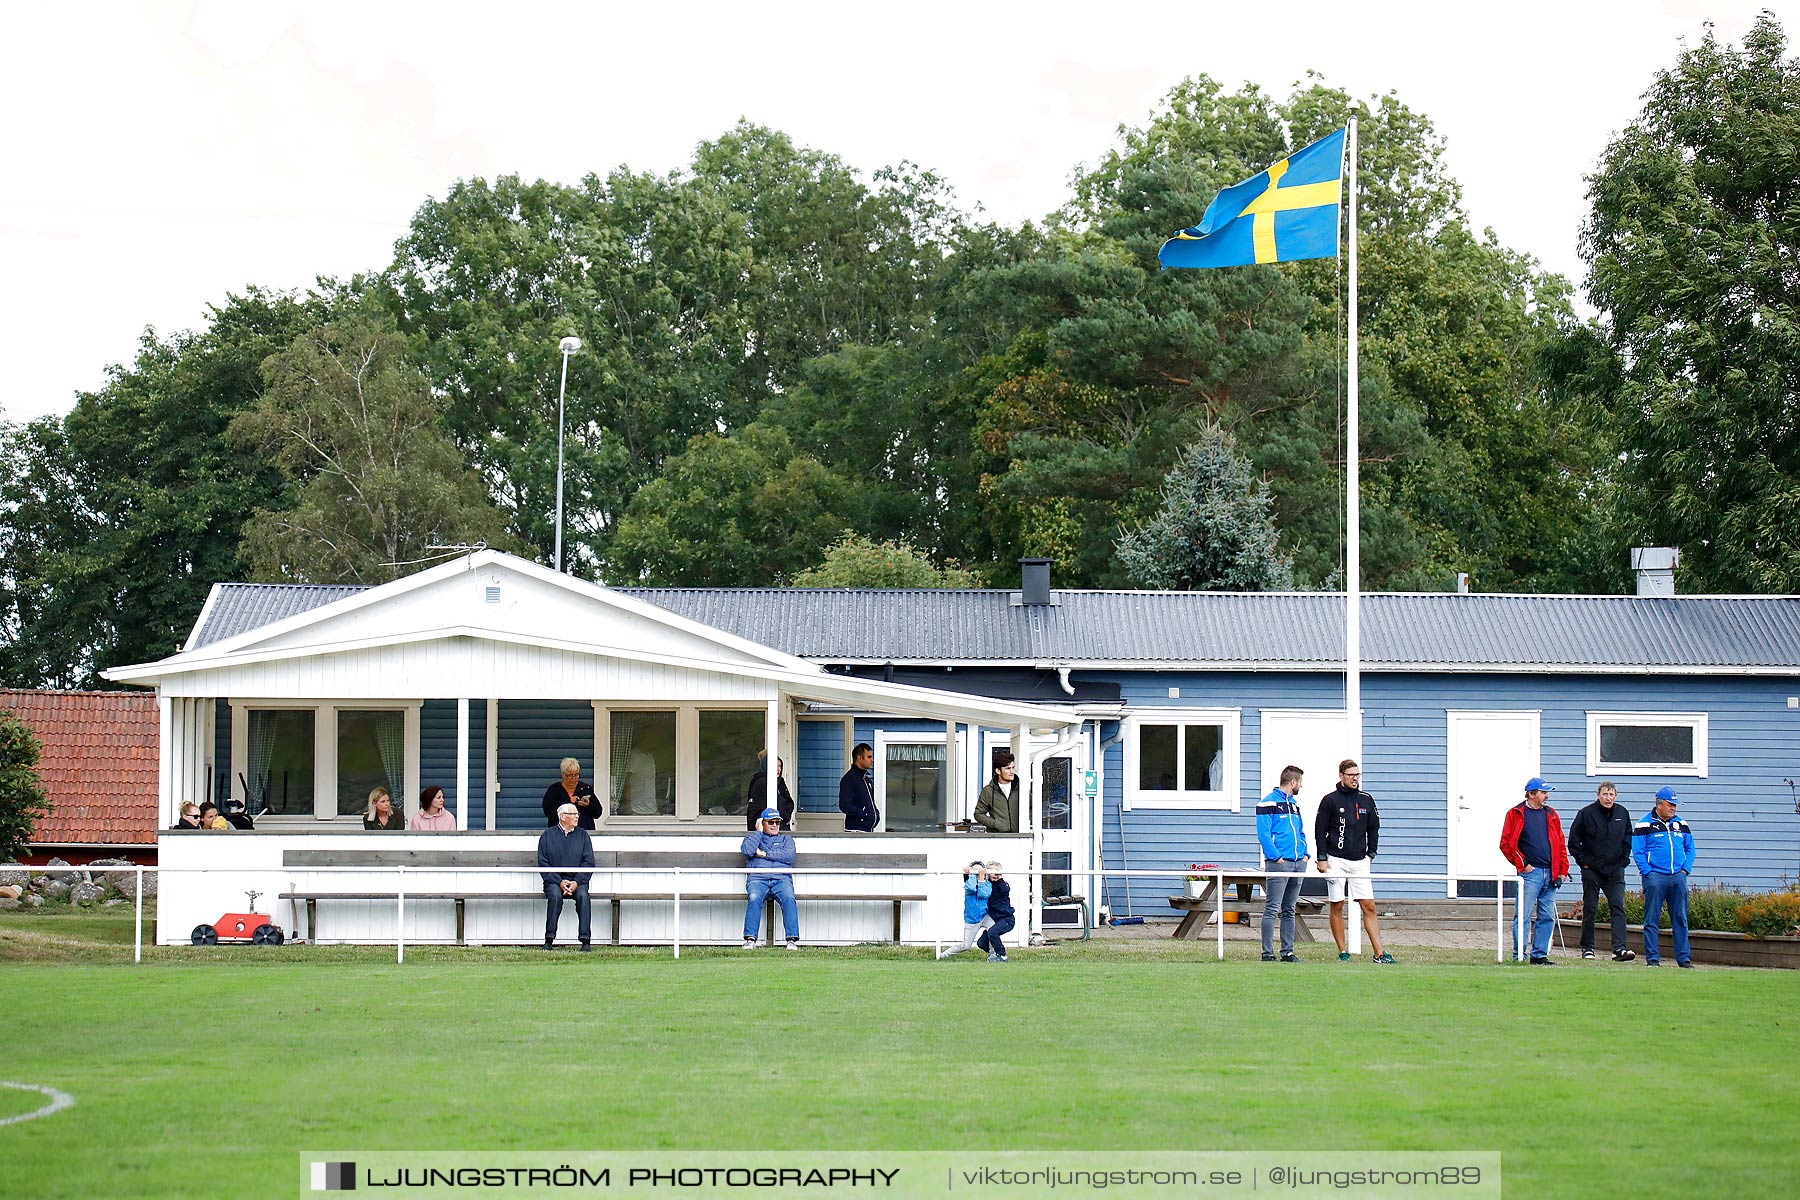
[0,689,158,846]
[180,581,1800,674]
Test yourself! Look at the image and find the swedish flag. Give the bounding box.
[1158,127,1346,269]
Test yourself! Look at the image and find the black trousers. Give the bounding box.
[543,880,592,945]
[1579,866,1628,952]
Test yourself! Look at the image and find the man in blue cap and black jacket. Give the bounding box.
[1633,786,1696,968]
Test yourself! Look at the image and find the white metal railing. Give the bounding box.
[75,864,1526,965]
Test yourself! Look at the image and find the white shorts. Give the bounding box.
[1323,855,1373,902]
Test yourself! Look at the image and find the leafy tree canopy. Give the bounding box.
[793,533,980,589]
[0,708,49,862]
[229,307,517,584]
[1581,12,1800,592]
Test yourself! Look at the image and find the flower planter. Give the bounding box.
[1556,921,1800,969]
[1184,879,1206,899]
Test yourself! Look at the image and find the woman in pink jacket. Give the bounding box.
[410,785,456,830]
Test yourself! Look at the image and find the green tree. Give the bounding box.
[0,289,327,686]
[793,533,980,588]
[0,708,50,862]
[962,75,1612,592]
[1581,13,1800,592]
[229,310,516,584]
[610,425,858,585]
[1117,428,1294,590]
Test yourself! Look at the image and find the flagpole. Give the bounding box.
[1345,116,1364,956]
[1345,115,1361,766]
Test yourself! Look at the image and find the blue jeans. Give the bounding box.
[543,880,592,945]
[1515,867,1557,960]
[1643,873,1690,965]
[745,874,799,941]
[977,914,1016,958]
[1262,858,1304,956]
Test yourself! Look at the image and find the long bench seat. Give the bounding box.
[280,847,929,946]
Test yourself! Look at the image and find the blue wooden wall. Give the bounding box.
[420,699,488,820]
[496,699,593,829]
[1089,670,1800,911]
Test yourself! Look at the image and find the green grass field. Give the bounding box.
[2,908,1793,1199]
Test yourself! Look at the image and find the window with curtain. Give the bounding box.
[337,710,405,817]
[884,742,945,831]
[610,710,676,815]
[247,710,314,815]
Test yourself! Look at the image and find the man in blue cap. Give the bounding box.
[1499,777,1569,964]
[1633,787,1696,968]
[741,808,800,949]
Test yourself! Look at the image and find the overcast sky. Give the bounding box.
[2,0,1792,423]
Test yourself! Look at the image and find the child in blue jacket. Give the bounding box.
[945,861,992,956]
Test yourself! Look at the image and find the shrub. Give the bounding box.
[1736,889,1800,940]
[1597,885,1749,931]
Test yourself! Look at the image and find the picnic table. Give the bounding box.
[1167,869,1321,941]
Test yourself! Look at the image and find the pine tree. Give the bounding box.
[1116,428,1294,591]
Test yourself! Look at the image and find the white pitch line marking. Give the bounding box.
[0,1081,76,1127]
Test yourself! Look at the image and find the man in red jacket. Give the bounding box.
[1499,778,1570,964]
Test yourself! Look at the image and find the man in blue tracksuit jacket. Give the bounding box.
[1632,786,1697,968]
[1256,765,1309,962]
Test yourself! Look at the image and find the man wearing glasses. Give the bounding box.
[536,802,595,951]
[741,808,800,949]
[1314,759,1395,963]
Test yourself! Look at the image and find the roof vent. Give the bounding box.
[1631,547,1679,597]
[484,585,502,604]
[1019,558,1053,606]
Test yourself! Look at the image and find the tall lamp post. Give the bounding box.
[554,335,581,572]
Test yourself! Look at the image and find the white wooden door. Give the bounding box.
[1447,711,1540,897]
[1259,710,1351,860]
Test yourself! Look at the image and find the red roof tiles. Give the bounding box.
[0,689,158,846]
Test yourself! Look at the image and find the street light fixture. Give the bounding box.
[554,335,581,572]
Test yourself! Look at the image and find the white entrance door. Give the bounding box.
[982,730,1089,932]
[1259,710,1351,857]
[1447,711,1540,898]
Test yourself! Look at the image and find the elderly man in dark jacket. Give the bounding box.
[537,802,595,950]
[1568,781,1636,961]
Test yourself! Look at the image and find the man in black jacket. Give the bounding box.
[838,743,879,832]
[1567,781,1636,961]
[1314,759,1394,963]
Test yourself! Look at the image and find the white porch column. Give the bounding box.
[764,700,779,816]
[456,698,470,831]
[486,699,499,830]
[942,720,958,828]
[157,693,175,828]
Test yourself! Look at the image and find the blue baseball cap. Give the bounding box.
[759,808,782,822]
[1524,777,1554,794]
[1653,786,1680,806]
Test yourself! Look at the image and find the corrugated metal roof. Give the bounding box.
[180,582,1800,671]
[0,689,159,845]
[187,583,368,649]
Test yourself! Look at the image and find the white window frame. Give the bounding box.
[230,700,422,823]
[1586,711,1708,778]
[593,701,772,825]
[1123,708,1241,811]
[873,729,969,833]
